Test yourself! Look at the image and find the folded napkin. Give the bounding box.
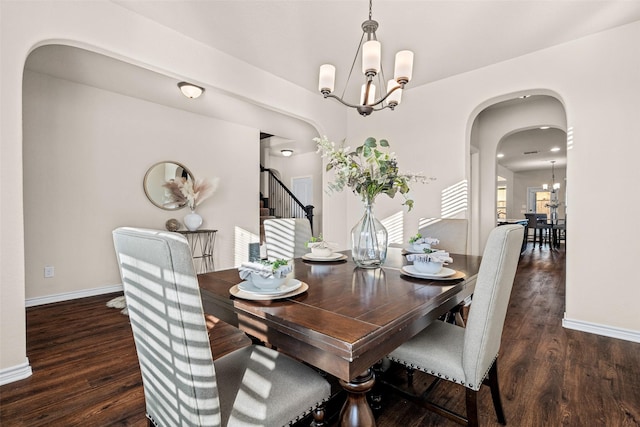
[406,250,453,264]
[410,236,440,246]
[238,261,292,281]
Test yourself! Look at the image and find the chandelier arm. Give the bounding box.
[365,83,404,107]
[323,93,368,109]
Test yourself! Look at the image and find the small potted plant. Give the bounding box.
[238,258,292,290]
[408,233,440,253]
[306,234,333,258]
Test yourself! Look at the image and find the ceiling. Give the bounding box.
[112,0,640,95]
[497,127,567,172]
[26,1,640,163]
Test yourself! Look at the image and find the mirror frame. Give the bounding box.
[143,161,194,210]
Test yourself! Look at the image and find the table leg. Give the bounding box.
[339,369,376,427]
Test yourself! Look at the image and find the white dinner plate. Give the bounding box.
[402,248,442,255]
[238,279,302,296]
[230,281,309,301]
[401,265,465,280]
[302,253,348,262]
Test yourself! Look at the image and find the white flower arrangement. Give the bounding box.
[314,136,433,210]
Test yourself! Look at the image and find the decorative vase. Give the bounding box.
[184,210,203,231]
[351,199,388,268]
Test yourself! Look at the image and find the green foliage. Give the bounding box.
[409,233,422,243]
[314,136,432,210]
[261,258,289,272]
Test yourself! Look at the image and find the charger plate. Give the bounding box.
[401,265,465,281]
[238,279,302,296]
[230,281,309,301]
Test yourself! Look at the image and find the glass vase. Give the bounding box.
[351,200,388,268]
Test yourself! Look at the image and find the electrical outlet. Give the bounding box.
[44,266,55,278]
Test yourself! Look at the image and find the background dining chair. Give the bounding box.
[418,218,469,325]
[386,224,523,427]
[524,213,551,248]
[112,227,330,427]
[263,218,312,260]
[418,218,469,254]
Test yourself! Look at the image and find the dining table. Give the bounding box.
[198,247,482,427]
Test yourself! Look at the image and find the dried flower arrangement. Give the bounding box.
[163,177,219,211]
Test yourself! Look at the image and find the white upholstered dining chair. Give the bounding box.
[263,218,312,260]
[387,224,523,427]
[112,227,330,427]
[418,218,469,254]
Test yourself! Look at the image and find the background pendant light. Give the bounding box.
[317,0,414,117]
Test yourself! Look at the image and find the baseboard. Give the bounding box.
[25,284,123,307]
[0,358,32,386]
[562,315,640,343]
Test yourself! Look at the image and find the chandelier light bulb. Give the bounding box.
[394,50,414,83]
[319,64,336,93]
[362,40,381,75]
[386,80,402,106]
[361,83,376,105]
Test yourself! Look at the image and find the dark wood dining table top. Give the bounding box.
[198,248,482,382]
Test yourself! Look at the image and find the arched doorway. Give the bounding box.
[468,94,567,253]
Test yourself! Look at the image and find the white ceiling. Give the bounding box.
[113,0,640,95]
[26,1,640,163]
[498,127,567,172]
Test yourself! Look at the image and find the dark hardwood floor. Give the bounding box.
[1,243,639,426]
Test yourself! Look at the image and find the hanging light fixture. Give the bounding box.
[542,160,561,191]
[178,82,204,99]
[318,0,414,117]
[543,160,562,220]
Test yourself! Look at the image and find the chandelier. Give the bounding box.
[543,160,561,216]
[317,0,414,117]
[542,160,561,192]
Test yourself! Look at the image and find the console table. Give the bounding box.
[176,229,217,273]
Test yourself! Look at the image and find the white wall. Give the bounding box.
[512,168,567,218]
[347,21,640,339]
[1,0,346,379]
[23,70,259,298]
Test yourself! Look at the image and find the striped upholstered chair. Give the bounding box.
[112,227,330,426]
[387,224,523,427]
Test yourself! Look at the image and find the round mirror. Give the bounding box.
[143,161,194,210]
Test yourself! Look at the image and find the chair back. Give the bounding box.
[462,224,523,389]
[524,213,537,228]
[263,218,312,260]
[112,227,221,426]
[418,218,468,254]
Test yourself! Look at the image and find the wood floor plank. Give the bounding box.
[1,244,639,427]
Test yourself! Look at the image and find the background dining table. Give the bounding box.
[198,248,482,427]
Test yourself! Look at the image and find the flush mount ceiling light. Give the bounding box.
[281,149,293,157]
[318,0,414,117]
[178,82,204,99]
[497,153,505,158]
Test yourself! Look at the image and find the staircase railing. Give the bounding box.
[261,165,314,233]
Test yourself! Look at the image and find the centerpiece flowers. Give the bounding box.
[163,177,219,231]
[315,135,432,268]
